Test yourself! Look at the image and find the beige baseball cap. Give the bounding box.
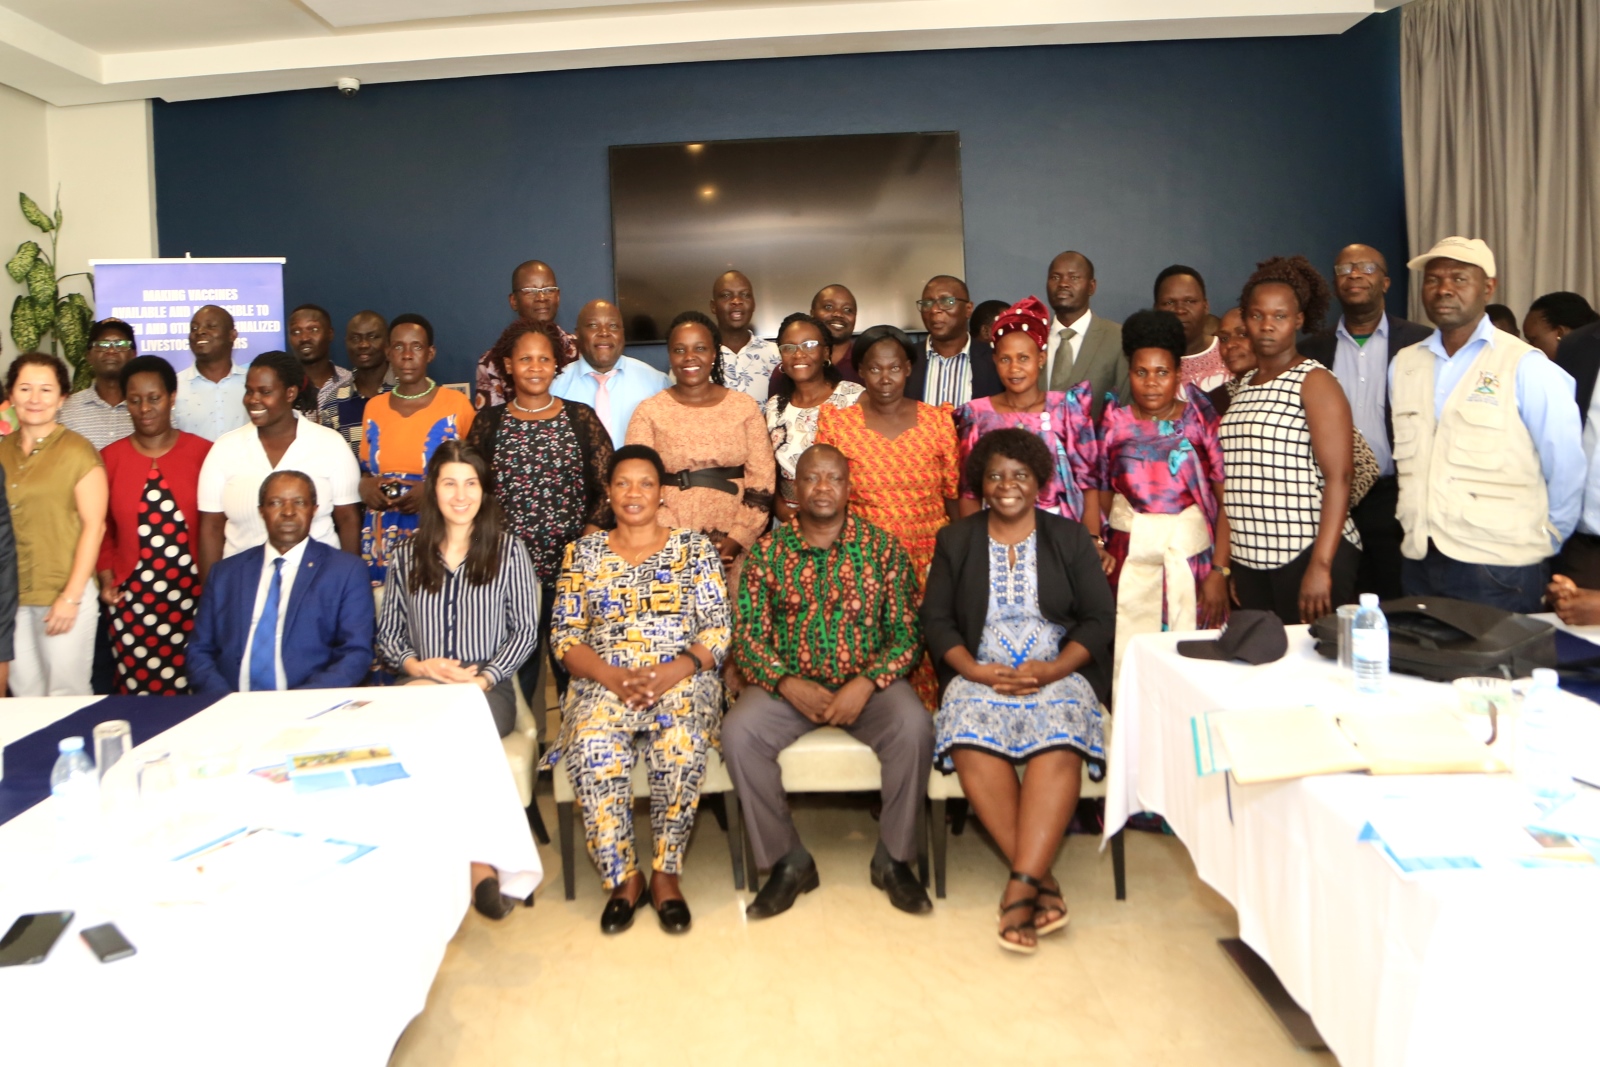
[1406,236,1496,278]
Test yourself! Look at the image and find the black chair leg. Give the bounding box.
[724,789,746,891]
[931,797,949,899]
[949,797,969,836]
[525,779,550,845]
[703,792,729,833]
[558,800,577,901]
[915,798,930,889]
[1111,828,1127,901]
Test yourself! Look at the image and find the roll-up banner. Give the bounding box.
[88,258,286,372]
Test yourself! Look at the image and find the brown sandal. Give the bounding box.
[1033,877,1070,937]
[996,872,1040,955]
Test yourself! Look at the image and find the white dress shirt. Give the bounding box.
[239,536,308,692]
[1046,308,1093,388]
[1329,313,1396,475]
[196,413,362,557]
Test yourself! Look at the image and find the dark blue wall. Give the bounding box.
[153,11,1405,384]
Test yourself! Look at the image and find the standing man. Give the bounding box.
[1154,266,1226,395]
[187,470,374,696]
[475,260,577,409]
[1553,318,1600,588]
[1300,244,1433,599]
[908,275,1000,407]
[548,299,669,448]
[1389,237,1584,612]
[289,304,352,413]
[173,305,250,441]
[1044,251,1125,419]
[322,310,392,457]
[711,270,782,403]
[724,444,934,919]
[60,318,135,449]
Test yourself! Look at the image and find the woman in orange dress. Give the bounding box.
[817,324,960,708]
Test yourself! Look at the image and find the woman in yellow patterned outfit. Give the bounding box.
[546,443,730,936]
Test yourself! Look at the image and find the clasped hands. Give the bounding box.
[779,674,887,726]
[602,656,698,710]
[408,656,493,691]
[963,660,1066,696]
[1547,573,1600,626]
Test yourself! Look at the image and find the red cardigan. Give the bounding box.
[97,432,213,586]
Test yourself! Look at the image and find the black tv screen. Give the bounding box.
[609,132,965,343]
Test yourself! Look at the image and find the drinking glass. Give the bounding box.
[1336,604,1359,672]
[93,720,132,781]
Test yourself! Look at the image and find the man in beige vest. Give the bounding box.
[1044,251,1125,419]
[1388,236,1584,612]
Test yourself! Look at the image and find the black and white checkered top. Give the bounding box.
[1218,358,1360,569]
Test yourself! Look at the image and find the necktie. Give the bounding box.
[589,370,617,432]
[249,557,285,692]
[1054,327,1079,386]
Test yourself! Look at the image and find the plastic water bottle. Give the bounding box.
[1350,593,1389,693]
[49,736,99,861]
[1518,668,1574,804]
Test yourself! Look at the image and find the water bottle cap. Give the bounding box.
[1359,593,1379,608]
[1531,667,1559,687]
[58,736,84,752]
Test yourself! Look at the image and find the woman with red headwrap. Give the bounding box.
[954,296,1100,527]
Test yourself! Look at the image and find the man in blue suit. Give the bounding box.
[188,470,374,695]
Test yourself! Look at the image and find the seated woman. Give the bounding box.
[921,428,1113,955]
[817,324,960,709]
[546,444,730,936]
[764,311,863,523]
[1218,256,1361,624]
[953,297,1098,525]
[97,356,213,694]
[377,439,539,920]
[1094,310,1230,681]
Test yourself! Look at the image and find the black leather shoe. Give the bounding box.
[871,855,933,915]
[651,895,693,934]
[600,893,638,934]
[472,876,516,921]
[745,856,820,920]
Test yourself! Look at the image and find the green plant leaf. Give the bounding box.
[28,296,55,342]
[11,294,39,352]
[19,192,54,233]
[53,201,62,231]
[25,258,55,306]
[56,298,89,386]
[5,241,38,283]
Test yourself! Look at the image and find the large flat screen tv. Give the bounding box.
[609,132,965,343]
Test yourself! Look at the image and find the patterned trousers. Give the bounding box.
[564,719,711,889]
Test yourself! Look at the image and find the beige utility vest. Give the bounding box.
[1390,329,1554,566]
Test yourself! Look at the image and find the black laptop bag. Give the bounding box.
[1309,596,1556,682]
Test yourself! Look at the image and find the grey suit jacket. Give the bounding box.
[1049,313,1126,420]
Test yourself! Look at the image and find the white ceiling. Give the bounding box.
[0,0,1412,106]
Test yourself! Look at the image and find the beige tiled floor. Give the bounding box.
[391,795,1339,1067]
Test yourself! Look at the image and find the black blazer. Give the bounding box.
[907,337,1001,404]
[1556,320,1600,426]
[920,509,1115,706]
[1299,313,1434,449]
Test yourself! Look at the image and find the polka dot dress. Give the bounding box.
[112,464,200,694]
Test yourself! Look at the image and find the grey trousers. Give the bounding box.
[722,679,934,869]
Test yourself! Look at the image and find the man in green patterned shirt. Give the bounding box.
[724,444,934,919]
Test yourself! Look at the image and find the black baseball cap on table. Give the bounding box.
[1176,610,1288,665]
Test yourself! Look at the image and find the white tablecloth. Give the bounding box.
[1105,628,1600,1067]
[0,685,541,1066]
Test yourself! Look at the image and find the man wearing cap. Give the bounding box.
[60,318,135,450]
[1388,237,1584,613]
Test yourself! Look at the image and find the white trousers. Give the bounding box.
[11,578,98,697]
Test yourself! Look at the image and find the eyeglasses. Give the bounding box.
[778,340,825,356]
[1334,261,1383,277]
[515,286,560,297]
[916,296,965,311]
[91,339,133,351]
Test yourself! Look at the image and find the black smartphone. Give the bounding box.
[0,911,74,967]
[80,922,137,963]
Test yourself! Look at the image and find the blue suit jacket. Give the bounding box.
[187,539,374,696]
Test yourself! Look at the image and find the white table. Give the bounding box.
[0,685,541,1066]
[1106,628,1600,1067]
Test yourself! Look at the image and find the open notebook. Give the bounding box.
[1197,706,1506,785]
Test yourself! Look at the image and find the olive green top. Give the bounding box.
[0,425,103,606]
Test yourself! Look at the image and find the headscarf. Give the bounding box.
[991,295,1051,350]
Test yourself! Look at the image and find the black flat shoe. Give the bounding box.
[600,893,638,934]
[472,876,516,921]
[651,895,692,934]
[870,855,933,915]
[746,856,820,920]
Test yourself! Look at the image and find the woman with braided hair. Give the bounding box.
[1217,255,1362,624]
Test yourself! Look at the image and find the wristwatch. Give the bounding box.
[1216,565,1233,577]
